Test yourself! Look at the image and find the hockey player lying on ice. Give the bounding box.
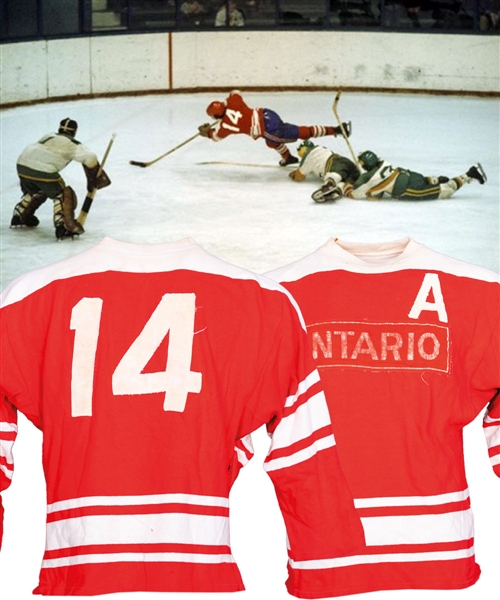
[197,89,352,166]
[290,141,487,203]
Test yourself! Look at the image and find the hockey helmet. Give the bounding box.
[206,101,226,119]
[358,150,380,171]
[297,140,315,158]
[59,118,78,137]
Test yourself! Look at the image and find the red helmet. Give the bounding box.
[206,101,226,119]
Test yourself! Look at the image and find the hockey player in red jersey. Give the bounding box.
[312,149,487,203]
[0,237,365,597]
[198,90,352,166]
[267,237,499,597]
[11,118,110,240]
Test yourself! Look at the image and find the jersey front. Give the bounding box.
[267,237,500,598]
[0,237,365,597]
[211,91,264,141]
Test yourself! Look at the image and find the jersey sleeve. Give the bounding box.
[484,396,500,477]
[238,293,365,595]
[476,314,500,477]
[71,141,99,168]
[0,396,17,549]
[0,291,45,427]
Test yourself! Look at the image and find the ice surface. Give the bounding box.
[0,91,499,600]
[1,91,499,290]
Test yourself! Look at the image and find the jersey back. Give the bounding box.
[0,237,365,597]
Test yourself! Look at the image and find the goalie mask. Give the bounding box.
[59,118,78,137]
[206,101,226,119]
[297,140,315,158]
[358,150,380,171]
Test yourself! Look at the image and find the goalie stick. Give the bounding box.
[332,90,361,170]
[77,133,116,226]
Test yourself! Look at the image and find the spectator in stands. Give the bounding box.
[180,0,207,25]
[215,1,245,26]
[479,0,500,28]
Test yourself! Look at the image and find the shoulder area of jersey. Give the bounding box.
[265,237,500,285]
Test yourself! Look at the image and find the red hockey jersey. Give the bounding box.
[0,237,364,597]
[210,90,265,141]
[267,237,500,598]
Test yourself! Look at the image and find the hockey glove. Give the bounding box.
[289,169,306,181]
[198,123,213,138]
[333,121,352,138]
[84,165,112,192]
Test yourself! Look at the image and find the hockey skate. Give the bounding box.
[466,163,487,185]
[311,181,342,203]
[279,155,299,167]
[55,224,82,241]
[333,121,352,138]
[10,213,40,228]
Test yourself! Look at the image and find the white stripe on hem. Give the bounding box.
[354,489,469,508]
[46,512,229,551]
[48,492,229,514]
[289,546,475,570]
[42,551,235,569]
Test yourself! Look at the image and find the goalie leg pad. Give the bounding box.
[54,187,84,237]
[10,192,47,228]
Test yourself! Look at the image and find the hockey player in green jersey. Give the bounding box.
[312,149,487,203]
[11,118,110,239]
[288,140,360,201]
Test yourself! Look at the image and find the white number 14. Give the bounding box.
[70,294,202,417]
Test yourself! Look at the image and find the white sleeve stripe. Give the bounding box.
[491,454,500,467]
[238,434,254,455]
[484,426,500,448]
[270,392,332,452]
[0,440,14,464]
[235,447,251,467]
[354,489,469,508]
[285,370,320,408]
[0,422,18,433]
[47,492,229,514]
[484,414,500,424]
[0,463,13,479]
[264,434,335,472]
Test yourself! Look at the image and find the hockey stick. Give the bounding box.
[332,90,361,169]
[196,161,293,169]
[129,131,202,168]
[77,133,116,226]
[129,119,220,168]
